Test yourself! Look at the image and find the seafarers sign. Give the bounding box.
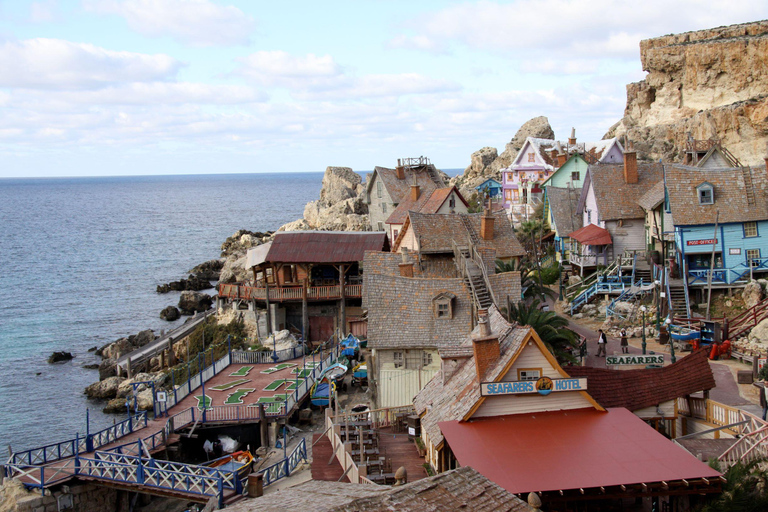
[606,354,664,366]
[480,377,587,397]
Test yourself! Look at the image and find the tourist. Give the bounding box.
[596,329,607,357]
[620,328,628,354]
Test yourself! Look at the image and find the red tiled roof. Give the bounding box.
[385,186,467,226]
[564,348,715,411]
[568,223,612,245]
[439,408,721,495]
[266,231,388,263]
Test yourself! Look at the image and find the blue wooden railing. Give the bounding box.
[259,437,307,487]
[687,257,768,286]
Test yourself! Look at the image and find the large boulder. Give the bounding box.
[178,291,213,315]
[748,317,768,342]
[220,230,272,258]
[189,259,224,280]
[98,330,156,360]
[156,275,213,293]
[319,166,363,206]
[219,254,249,284]
[160,306,180,321]
[743,280,764,309]
[116,372,166,399]
[48,351,73,364]
[99,358,118,380]
[85,376,124,399]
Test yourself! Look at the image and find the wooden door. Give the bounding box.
[309,316,334,342]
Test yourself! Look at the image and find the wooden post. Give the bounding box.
[339,264,347,336]
[259,405,268,448]
[302,278,309,343]
[265,279,272,336]
[127,357,133,379]
[706,211,720,320]
[168,338,176,367]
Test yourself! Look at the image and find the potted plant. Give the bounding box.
[414,437,426,457]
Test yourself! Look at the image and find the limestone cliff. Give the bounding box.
[611,20,768,164]
[452,116,555,195]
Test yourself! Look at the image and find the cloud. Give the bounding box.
[235,51,343,88]
[51,82,266,105]
[84,0,254,47]
[392,0,768,59]
[0,38,180,89]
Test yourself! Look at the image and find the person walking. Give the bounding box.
[620,328,628,354]
[596,329,607,357]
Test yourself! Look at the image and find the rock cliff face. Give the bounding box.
[452,116,555,195]
[279,166,369,232]
[610,20,768,165]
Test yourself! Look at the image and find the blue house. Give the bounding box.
[475,178,502,200]
[665,164,768,292]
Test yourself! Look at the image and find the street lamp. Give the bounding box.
[666,317,675,363]
[654,280,661,333]
[640,305,647,355]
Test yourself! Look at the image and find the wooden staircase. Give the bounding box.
[668,284,689,318]
[464,260,494,309]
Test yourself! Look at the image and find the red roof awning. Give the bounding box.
[266,232,388,263]
[568,223,612,246]
[439,408,720,494]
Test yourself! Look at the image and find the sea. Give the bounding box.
[0,169,463,452]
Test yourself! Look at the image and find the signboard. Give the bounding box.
[687,239,718,246]
[480,377,587,397]
[730,248,742,255]
[759,358,767,372]
[156,391,167,403]
[606,354,664,366]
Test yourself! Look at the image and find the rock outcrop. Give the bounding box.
[178,291,213,315]
[47,351,73,364]
[452,116,555,194]
[610,21,768,165]
[189,259,224,280]
[156,275,213,293]
[217,230,273,284]
[97,330,156,361]
[279,166,369,232]
[160,305,180,321]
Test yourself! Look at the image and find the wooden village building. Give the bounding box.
[219,231,389,342]
[543,185,582,263]
[413,307,723,510]
[384,184,468,245]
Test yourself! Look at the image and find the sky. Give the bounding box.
[0,1,767,177]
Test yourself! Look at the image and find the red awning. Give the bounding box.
[439,408,720,494]
[568,223,612,246]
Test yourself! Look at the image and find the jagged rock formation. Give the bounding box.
[452,116,555,195]
[218,230,273,283]
[279,166,369,232]
[610,20,768,165]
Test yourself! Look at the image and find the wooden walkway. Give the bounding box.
[377,427,426,483]
[310,433,347,482]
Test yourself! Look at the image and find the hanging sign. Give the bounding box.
[687,239,717,246]
[730,248,742,255]
[606,354,664,366]
[480,377,587,396]
[759,358,767,372]
[156,392,167,403]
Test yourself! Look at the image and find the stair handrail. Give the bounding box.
[728,297,768,339]
[470,244,498,306]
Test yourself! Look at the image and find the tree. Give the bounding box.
[506,298,578,364]
[701,459,768,512]
[496,258,555,300]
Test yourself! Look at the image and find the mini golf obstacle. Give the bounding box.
[210,379,251,391]
[224,388,256,405]
[260,363,298,374]
[290,369,313,378]
[230,366,254,377]
[264,379,287,392]
[194,395,212,410]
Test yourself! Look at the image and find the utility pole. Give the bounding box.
[706,211,720,321]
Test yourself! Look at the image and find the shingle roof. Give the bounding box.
[414,307,531,447]
[385,186,467,226]
[364,270,473,350]
[564,348,715,411]
[230,467,528,512]
[407,211,526,258]
[265,231,388,263]
[367,165,443,204]
[665,165,768,225]
[568,223,612,246]
[546,186,582,236]
[637,180,666,211]
[585,162,663,221]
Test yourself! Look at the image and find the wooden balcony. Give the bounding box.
[218,283,362,302]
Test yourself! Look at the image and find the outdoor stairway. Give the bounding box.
[465,260,494,309]
[459,215,480,245]
[669,284,689,318]
[634,266,652,284]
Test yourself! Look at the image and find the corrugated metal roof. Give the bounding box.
[246,242,272,269]
[440,408,721,495]
[265,231,388,263]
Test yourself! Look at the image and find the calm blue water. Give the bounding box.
[0,173,322,450]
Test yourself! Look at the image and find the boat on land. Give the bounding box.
[340,334,360,358]
[351,362,367,386]
[310,379,336,407]
[205,450,254,479]
[321,361,348,385]
[669,325,701,342]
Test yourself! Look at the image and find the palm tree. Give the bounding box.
[507,299,578,364]
[495,259,555,300]
[702,459,768,512]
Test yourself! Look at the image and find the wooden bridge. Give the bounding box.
[4,346,336,506]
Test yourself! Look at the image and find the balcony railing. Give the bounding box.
[687,257,768,286]
[569,253,607,267]
[218,283,363,302]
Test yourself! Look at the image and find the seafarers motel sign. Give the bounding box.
[480,377,588,397]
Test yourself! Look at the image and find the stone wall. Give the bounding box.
[4,482,128,512]
[611,20,768,165]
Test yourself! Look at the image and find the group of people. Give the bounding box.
[593,328,629,357]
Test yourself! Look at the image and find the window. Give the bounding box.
[507,172,513,182]
[449,195,456,208]
[747,249,761,266]
[587,210,592,224]
[571,171,580,181]
[393,351,404,369]
[697,183,714,205]
[505,189,512,200]
[381,202,387,213]
[518,369,542,381]
[377,181,382,198]
[744,222,758,238]
[528,152,535,162]
[433,292,456,319]
[393,230,399,240]
[377,222,384,231]
[437,303,449,317]
[422,352,433,368]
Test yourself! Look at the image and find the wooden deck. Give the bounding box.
[310,433,347,482]
[376,427,426,483]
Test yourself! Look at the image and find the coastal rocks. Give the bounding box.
[116,372,166,399]
[160,306,181,321]
[319,166,364,205]
[610,20,768,165]
[48,351,74,363]
[178,291,213,315]
[452,116,555,193]
[98,330,156,361]
[85,376,124,399]
[156,275,213,293]
[221,230,273,258]
[99,358,118,380]
[743,280,765,309]
[189,259,224,280]
[219,254,249,284]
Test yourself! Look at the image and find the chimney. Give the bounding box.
[473,309,500,381]
[396,158,405,180]
[568,127,576,145]
[555,141,567,167]
[480,201,495,240]
[623,140,638,184]
[399,248,414,277]
[410,185,420,201]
